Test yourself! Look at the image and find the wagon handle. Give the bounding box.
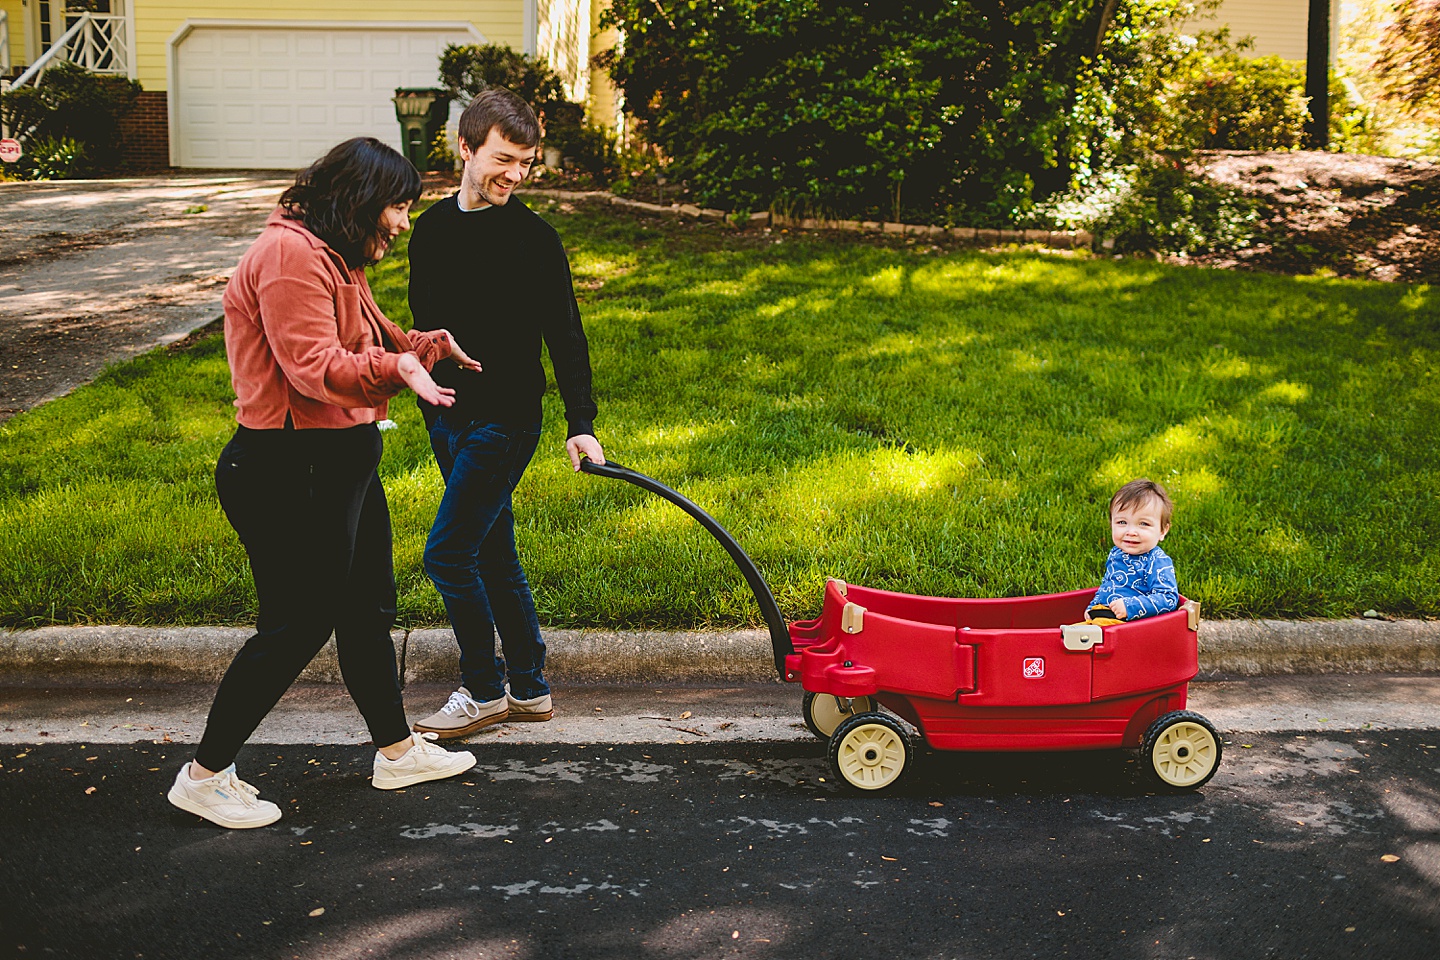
[579,457,795,677]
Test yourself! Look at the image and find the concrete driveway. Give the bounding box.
[0,173,293,420]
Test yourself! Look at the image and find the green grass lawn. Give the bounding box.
[1,197,1436,628]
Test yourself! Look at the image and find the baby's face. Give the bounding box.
[1110,497,1169,556]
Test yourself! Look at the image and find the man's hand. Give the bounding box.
[1109,598,1128,620]
[566,434,605,472]
[397,352,456,407]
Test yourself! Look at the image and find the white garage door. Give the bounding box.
[173,24,478,169]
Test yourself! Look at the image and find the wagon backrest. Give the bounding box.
[953,589,1094,630]
[829,583,1095,631]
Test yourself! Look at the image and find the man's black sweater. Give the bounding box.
[408,195,596,437]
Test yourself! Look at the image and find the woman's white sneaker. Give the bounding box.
[167,763,281,829]
[372,732,477,790]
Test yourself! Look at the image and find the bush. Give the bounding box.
[21,136,89,181]
[559,125,620,180]
[439,43,567,108]
[1168,51,1309,150]
[0,62,140,177]
[1092,159,1259,255]
[427,129,457,173]
[599,0,1199,224]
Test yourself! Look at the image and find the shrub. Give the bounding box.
[427,129,457,172]
[21,136,89,181]
[439,43,567,107]
[0,62,140,177]
[1168,51,1309,150]
[559,125,620,180]
[1092,159,1259,255]
[599,0,1200,224]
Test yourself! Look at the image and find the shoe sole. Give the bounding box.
[372,752,478,791]
[412,711,509,740]
[167,787,281,829]
[506,709,553,722]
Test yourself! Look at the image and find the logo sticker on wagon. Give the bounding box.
[1022,657,1046,679]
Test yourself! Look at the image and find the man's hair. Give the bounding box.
[1110,478,1174,528]
[458,87,541,150]
[278,137,421,269]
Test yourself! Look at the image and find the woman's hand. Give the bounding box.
[432,329,482,373]
[397,353,456,407]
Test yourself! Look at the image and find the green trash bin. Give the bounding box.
[392,88,452,173]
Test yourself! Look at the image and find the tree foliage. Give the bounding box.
[599,0,1198,223]
[1373,0,1440,115]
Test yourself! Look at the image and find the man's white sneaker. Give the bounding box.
[372,733,477,790]
[167,763,281,829]
[412,687,509,739]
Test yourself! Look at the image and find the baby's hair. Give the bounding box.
[1110,478,1173,528]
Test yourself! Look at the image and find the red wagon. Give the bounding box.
[582,460,1222,793]
[785,578,1219,792]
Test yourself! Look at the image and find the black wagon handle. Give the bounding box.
[579,457,795,677]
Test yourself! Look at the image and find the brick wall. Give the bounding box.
[118,91,170,172]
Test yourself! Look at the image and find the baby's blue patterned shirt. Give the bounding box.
[1090,545,1179,620]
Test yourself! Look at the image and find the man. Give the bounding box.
[408,88,605,739]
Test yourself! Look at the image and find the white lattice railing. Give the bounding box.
[10,13,131,90]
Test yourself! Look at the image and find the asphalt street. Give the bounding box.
[2,679,1438,959]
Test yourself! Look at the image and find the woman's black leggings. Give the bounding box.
[195,423,413,772]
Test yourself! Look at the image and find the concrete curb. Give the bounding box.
[1,619,1437,686]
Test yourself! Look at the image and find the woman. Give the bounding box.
[168,137,482,829]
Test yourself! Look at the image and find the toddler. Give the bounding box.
[1086,478,1179,623]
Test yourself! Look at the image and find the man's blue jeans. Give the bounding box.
[424,413,547,702]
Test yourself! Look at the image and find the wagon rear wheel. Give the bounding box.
[1142,710,1222,790]
[803,692,879,739]
[829,712,911,792]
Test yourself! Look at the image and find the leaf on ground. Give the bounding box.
[84,786,97,795]
[308,908,325,917]
[1381,854,1400,862]
[679,711,692,720]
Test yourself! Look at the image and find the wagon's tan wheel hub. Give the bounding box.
[836,723,906,789]
[804,694,879,738]
[1152,720,1218,787]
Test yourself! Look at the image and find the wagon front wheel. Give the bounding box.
[1142,710,1222,790]
[803,692,879,739]
[829,712,911,792]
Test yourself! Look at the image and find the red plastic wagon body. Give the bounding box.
[785,579,1202,753]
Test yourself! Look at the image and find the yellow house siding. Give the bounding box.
[1,0,25,72]
[1185,0,1341,62]
[132,1,526,90]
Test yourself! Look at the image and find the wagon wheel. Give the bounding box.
[1142,710,1223,790]
[828,712,911,792]
[802,692,879,739]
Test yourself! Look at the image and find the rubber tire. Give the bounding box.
[803,692,879,739]
[828,712,912,792]
[1142,710,1223,790]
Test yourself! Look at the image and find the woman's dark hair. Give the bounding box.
[279,137,422,269]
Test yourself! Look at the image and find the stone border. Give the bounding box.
[3,620,1436,686]
[518,188,1096,249]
